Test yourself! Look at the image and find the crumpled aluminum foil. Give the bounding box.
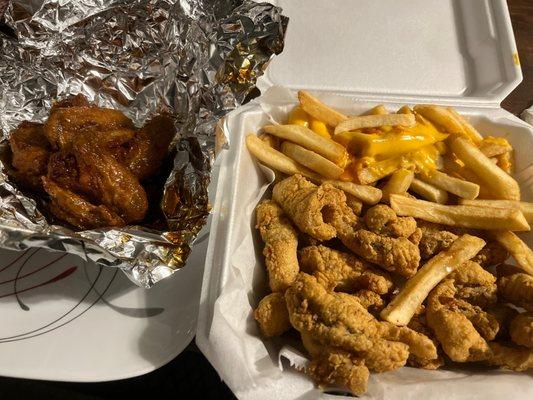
[0,0,288,287]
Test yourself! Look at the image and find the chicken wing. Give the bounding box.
[285,273,437,373]
[255,200,299,292]
[510,312,533,348]
[8,122,50,191]
[117,115,175,181]
[42,178,124,229]
[498,272,533,311]
[253,292,291,337]
[44,106,134,149]
[73,134,148,223]
[272,175,348,241]
[299,245,393,294]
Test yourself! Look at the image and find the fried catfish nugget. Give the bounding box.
[448,261,497,307]
[9,122,50,191]
[488,343,533,371]
[285,274,437,373]
[510,313,533,348]
[426,279,495,362]
[272,175,346,241]
[299,245,393,295]
[253,293,291,337]
[326,204,421,277]
[498,272,533,311]
[255,200,299,292]
[42,178,124,229]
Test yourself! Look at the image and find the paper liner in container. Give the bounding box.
[0,0,288,287]
[197,87,533,400]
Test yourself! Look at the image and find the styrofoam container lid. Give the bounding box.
[260,0,522,106]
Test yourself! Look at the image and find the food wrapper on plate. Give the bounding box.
[197,87,533,399]
[0,0,288,287]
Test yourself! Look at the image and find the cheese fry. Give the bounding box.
[458,199,533,223]
[281,141,343,180]
[479,138,511,158]
[264,124,347,165]
[298,90,348,127]
[246,135,322,181]
[450,137,520,201]
[418,170,480,200]
[446,108,484,142]
[413,105,466,137]
[362,104,388,116]
[390,194,530,231]
[397,105,413,115]
[381,234,486,326]
[334,114,415,135]
[409,178,449,204]
[324,180,382,205]
[491,231,533,276]
[381,169,414,202]
[442,157,492,198]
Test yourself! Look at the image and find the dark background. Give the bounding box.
[1,0,532,399]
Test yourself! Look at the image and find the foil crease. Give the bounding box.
[0,0,288,287]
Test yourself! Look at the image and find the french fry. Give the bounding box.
[390,194,530,231]
[281,141,343,180]
[414,105,466,137]
[381,234,486,325]
[264,124,347,165]
[441,156,493,199]
[479,138,511,158]
[409,178,449,204]
[458,199,533,223]
[258,133,280,150]
[450,137,520,201]
[446,107,484,143]
[324,180,382,205]
[356,157,400,185]
[381,169,414,202]
[245,135,322,181]
[334,114,416,135]
[491,231,533,276]
[418,170,480,200]
[397,105,413,115]
[297,90,348,127]
[363,104,388,116]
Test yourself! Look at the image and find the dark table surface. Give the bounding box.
[2,1,532,399]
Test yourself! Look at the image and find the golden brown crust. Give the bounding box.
[510,313,533,348]
[253,293,291,337]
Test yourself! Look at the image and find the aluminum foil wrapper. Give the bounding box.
[0,0,288,287]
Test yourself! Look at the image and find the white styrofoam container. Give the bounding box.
[197,1,532,398]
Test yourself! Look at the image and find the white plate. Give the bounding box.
[0,226,208,382]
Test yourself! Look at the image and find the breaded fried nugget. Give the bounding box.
[299,245,393,294]
[253,293,291,337]
[255,200,299,292]
[498,272,533,311]
[449,261,497,307]
[488,343,533,371]
[510,313,533,348]
[426,280,491,362]
[363,204,417,238]
[272,175,347,241]
[285,274,437,373]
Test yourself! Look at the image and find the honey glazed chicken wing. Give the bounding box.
[73,134,148,224]
[298,245,393,294]
[9,122,50,191]
[42,178,124,229]
[272,175,348,241]
[285,273,437,373]
[255,200,299,292]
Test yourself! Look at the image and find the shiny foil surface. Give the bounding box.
[0,0,288,287]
